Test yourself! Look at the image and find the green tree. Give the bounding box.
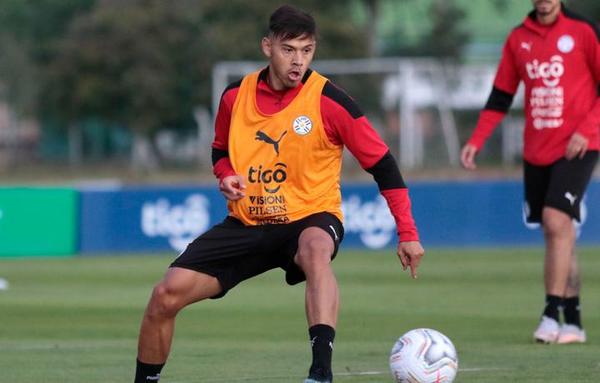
[0,0,94,116]
[424,0,469,60]
[379,0,469,60]
[1,1,371,170]
[46,0,206,169]
[44,0,370,169]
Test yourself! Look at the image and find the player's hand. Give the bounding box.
[219,175,246,201]
[565,132,588,160]
[460,144,478,170]
[397,241,425,279]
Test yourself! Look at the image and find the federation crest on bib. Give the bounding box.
[292,115,312,135]
[557,35,574,53]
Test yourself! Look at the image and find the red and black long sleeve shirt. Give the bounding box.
[212,68,419,242]
[469,6,600,165]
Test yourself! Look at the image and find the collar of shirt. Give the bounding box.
[523,6,565,37]
[256,73,305,115]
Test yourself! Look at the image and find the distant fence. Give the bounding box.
[1,180,599,257]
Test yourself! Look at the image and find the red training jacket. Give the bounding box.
[469,6,600,165]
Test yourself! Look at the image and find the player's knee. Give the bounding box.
[147,283,184,319]
[542,209,572,237]
[295,238,333,271]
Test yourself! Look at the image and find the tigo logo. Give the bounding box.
[248,163,287,193]
[526,55,564,87]
[342,195,395,249]
[141,194,210,251]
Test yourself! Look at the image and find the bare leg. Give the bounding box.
[137,267,222,364]
[295,227,338,327]
[542,207,575,296]
[564,250,580,298]
[294,227,337,381]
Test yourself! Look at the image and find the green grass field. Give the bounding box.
[1,247,599,382]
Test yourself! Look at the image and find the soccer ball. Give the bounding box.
[389,328,458,383]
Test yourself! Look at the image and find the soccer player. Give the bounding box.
[134,5,424,383]
[461,0,599,344]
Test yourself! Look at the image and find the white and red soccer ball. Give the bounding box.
[389,328,458,383]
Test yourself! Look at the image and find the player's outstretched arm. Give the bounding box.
[397,241,425,279]
[219,175,246,201]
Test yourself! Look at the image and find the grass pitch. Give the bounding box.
[1,247,599,382]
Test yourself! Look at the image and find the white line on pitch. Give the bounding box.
[188,367,510,382]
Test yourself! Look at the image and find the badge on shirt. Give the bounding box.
[293,115,312,135]
[557,35,575,53]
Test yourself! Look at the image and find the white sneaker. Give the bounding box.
[557,324,586,344]
[533,316,560,343]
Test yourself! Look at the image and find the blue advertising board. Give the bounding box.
[79,186,227,254]
[342,180,600,248]
[79,180,600,254]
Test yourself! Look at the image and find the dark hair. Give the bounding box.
[268,5,316,40]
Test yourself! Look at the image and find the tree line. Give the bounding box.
[0,0,597,169]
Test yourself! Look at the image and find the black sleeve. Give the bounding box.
[484,86,515,113]
[365,151,406,191]
[211,147,229,166]
[322,81,364,118]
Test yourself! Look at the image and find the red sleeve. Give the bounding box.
[575,99,600,139]
[468,35,520,150]
[213,87,238,151]
[575,24,600,136]
[213,157,235,180]
[468,110,506,150]
[493,36,521,95]
[212,87,238,180]
[381,189,419,242]
[321,96,388,168]
[321,88,419,242]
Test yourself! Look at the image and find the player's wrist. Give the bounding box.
[398,230,419,243]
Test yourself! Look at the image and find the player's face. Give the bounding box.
[261,34,316,90]
[531,0,560,16]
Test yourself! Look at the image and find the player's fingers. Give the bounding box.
[410,255,421,279]
[460,148,470,167]
[578,142,588,159]
[460,147,476,169]
[409,262,418,279]
[398,252,408,271]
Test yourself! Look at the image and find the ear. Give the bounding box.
[261,37,272,58]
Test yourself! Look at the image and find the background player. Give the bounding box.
[461,0,599,344]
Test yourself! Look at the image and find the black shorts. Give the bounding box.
[523,151,598,224]
[170,211,344,298]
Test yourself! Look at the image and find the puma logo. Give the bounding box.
[329,225,339,241]
[564,192,577,206]
[255,130,287,155]
[521,41,532,51]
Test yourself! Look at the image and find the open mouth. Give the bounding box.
[288,70,302,82]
